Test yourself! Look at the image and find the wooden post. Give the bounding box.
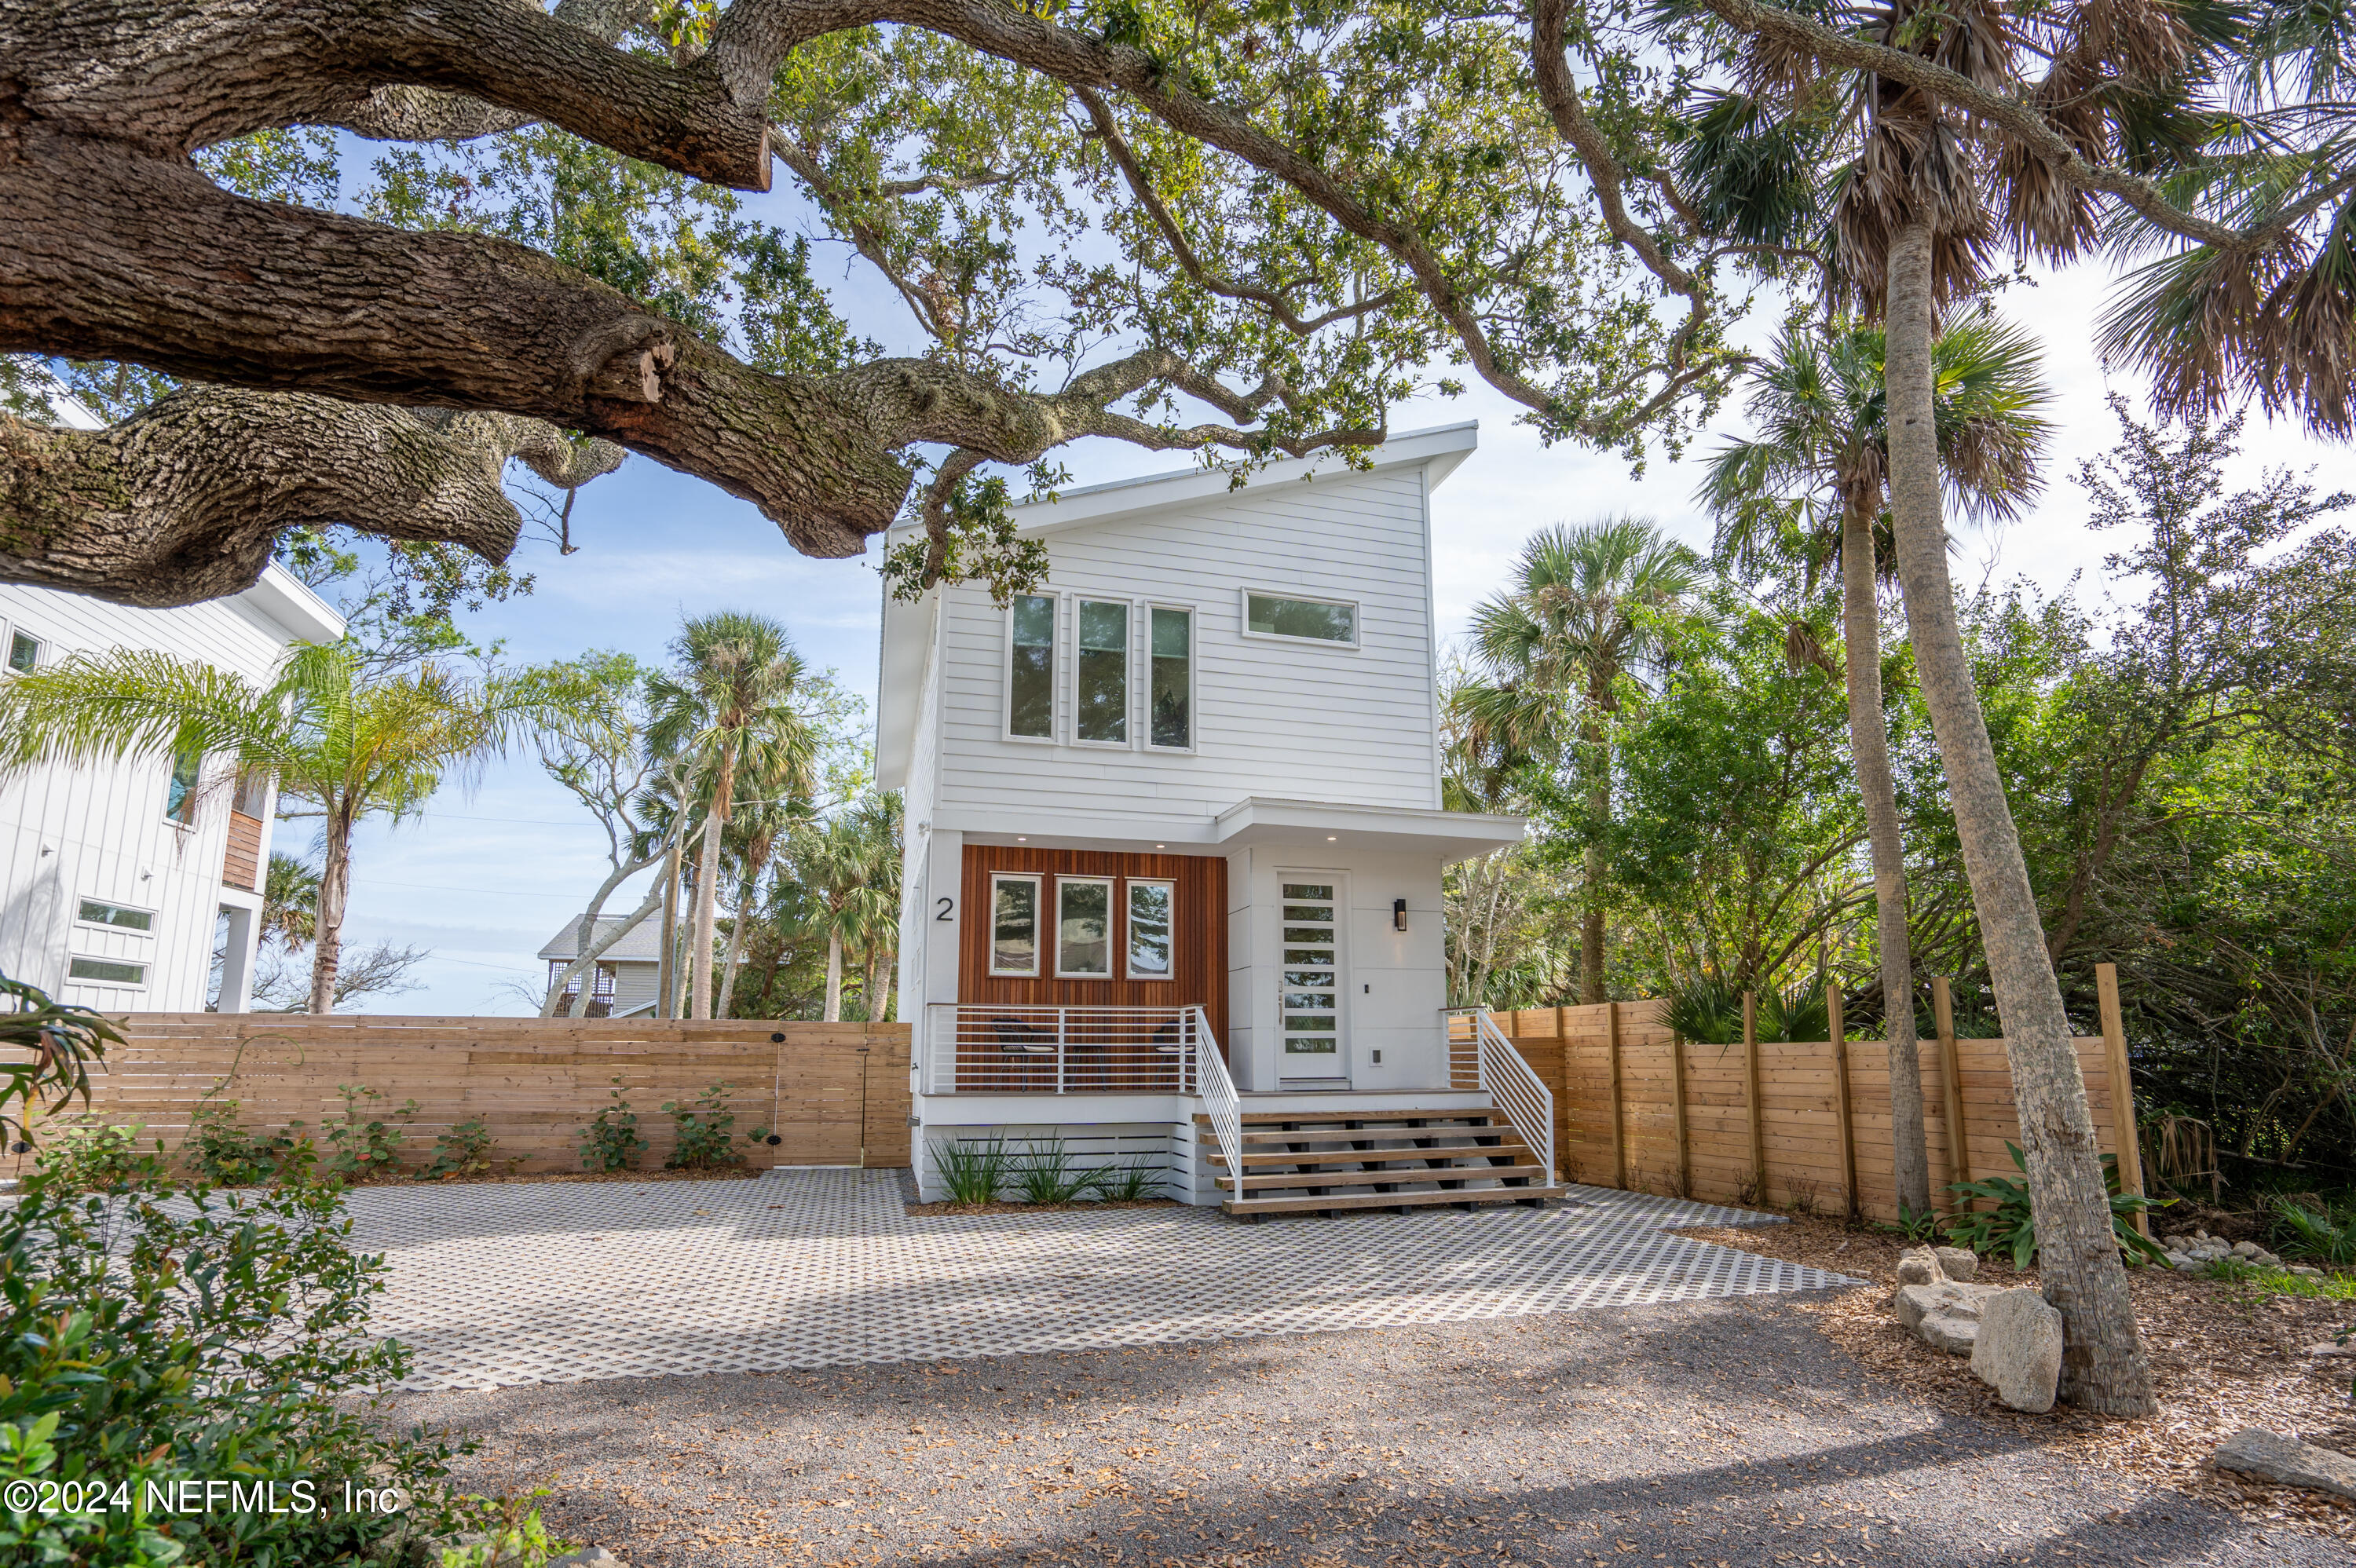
[1933,976,1969,1194]
[1670,1021,1690,1198]
[1607,1000,1626,1190]
[1743,989,1766,1204]
[2098,962,2149,1237]
[1829,984,1858,1219]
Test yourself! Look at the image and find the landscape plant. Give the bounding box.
[0,969,115,1147]
[578,1077,646,1173]
[932,1138,1012,1205]
[663,1081,753,1171]
[184,1098,307,1187]
[32,1119,145,1193]
[2272,1203,2356,1269]
[1095,1161,1165,1203]
[1942,1144,2169,1270]
[323,1081,419,1182]
[1013,1139,1101,1205]
[423,1116,496,1182]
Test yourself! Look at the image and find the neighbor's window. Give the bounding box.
[1008,594,1056,739]
[6,629,37,673]
[1056,876,1114,977]
[165,748,202,824]
[78,899,155,932]
[1245,592,1356,645]
[1075,599,1129,744]
[68,957,146,986]
[232,768,271,817]
[1126,879,1175,980]
[1150,607,1191,749]
[990,873,1042,976]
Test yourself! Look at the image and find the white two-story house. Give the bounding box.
[880,423,1562,1215]
[0,564,344,1013]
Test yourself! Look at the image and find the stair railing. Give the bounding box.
[1472,1007,1556,1186]
[1187,1004,1244,1199]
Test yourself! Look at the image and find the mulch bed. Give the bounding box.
[902,1198,1183,1217]
[1674,1210,2356,1541]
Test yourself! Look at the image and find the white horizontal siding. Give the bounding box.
[934,467,1440,826]
[0,583,308,1011]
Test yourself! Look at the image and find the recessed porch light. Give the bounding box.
[1326,835,1337,841]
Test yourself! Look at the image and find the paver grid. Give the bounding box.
[349,1168,1861,1391]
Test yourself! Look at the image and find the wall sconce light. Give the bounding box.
[1393,898,1408,933]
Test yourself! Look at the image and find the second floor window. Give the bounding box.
[1008,594,1055,739]
[1150,607,1191,749]
[1075,599,1129,744]
[165,749,201,824]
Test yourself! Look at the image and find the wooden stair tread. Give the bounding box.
[1222,1162,1551,1192]
[1225,1186,1568,1216]
[1230,1124,1505,1147]
[1206,1140,1527,1168]
[1195,1108,1505,1128]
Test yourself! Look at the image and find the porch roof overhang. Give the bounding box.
[940,795,1526,864]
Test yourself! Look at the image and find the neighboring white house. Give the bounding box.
[0,564,346,1013]
[880,422,1562,1213]
[536,915,663,1017]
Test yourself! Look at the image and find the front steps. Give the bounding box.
[1194,1106,1565,1219]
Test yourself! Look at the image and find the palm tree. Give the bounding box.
[645,613,818,1020]
[0,642,556,1012]
[791,796,903,1023]
[1699,315,2053,1219]
[1458,518,1707,1003]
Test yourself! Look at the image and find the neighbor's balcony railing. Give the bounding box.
[920,1003,1218,1095]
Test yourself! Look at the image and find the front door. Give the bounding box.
[1279,875,1348,1084]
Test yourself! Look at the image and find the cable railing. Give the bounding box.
[920,1003,1200,1095]
[1187,1004,1243,1198]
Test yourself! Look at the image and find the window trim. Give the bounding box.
[1124,877,1177,982]
[68,956,148,989]
[3,620,40,674]
[1002,590,1062,746]
[75,897,157,934]
[1052,875,1118,979]
[1238,587,1362,649]
[1069,595,1136,751]
[1143,601,1198,754]
[986,872,1045,977]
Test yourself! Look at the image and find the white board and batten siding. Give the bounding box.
[930,459,1443,828]
[0,565,344,1011]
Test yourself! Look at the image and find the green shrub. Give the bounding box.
[1942,1142,2170,1269]
[324,1082,419,1182]
[1665,974,1831,1043]
[423,1116,496,1182]
[663,1081,747,1171]
[0,1162,483,1565]
[2272,1201,2356,1266]
[32,1118,147,1193]
[1013,1139,1099,1204]
[933,1137,1011,1204]
[578,1077,645,1172]
[184,1098,307,1186]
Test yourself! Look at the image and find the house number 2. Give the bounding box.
[935,897,954,922]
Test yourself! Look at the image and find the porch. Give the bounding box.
[912,1003,1564,1217]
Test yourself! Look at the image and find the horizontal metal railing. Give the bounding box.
[1442,1007,1484,1091]
[920,1003,1202,1095]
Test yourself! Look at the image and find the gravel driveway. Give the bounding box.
[396,1293,2337,1567]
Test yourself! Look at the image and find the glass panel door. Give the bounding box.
[1279,881,1342,1066]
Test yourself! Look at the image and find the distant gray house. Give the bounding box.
[536,916,662,1017]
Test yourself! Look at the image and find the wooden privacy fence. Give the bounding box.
[1493,964,2146,1225]
[64,1015,913,1174]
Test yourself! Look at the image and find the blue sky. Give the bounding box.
[324,251,2343,1014]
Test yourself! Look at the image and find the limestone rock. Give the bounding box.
[1933,1246,1979,1282]
[2212,1430,2356,1500]
[550,1552,624,1568]
[1895,1280,2002,1355]
[1896,1247,1944,1286]
[1969,1288,2064,1413]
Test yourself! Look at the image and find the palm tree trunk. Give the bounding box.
[690,741,737,1020]
[1885,216,2154,1415]
[1842,500,1933,1218]
[309,802,354,1013]
[1580,713,1608,1004]
[862,942,880,1023]
[716,868,755,1018]
[824,927,844,1023]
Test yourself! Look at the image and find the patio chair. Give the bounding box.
[990,1017,1056,1055]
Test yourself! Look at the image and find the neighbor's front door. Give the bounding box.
[1279,875,1347,1081]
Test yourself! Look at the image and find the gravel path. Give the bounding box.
[396,1293,2340,1567]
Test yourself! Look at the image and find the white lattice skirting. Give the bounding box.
[347,1171,1863,1391]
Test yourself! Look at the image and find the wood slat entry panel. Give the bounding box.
[958,846,1228,1036]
